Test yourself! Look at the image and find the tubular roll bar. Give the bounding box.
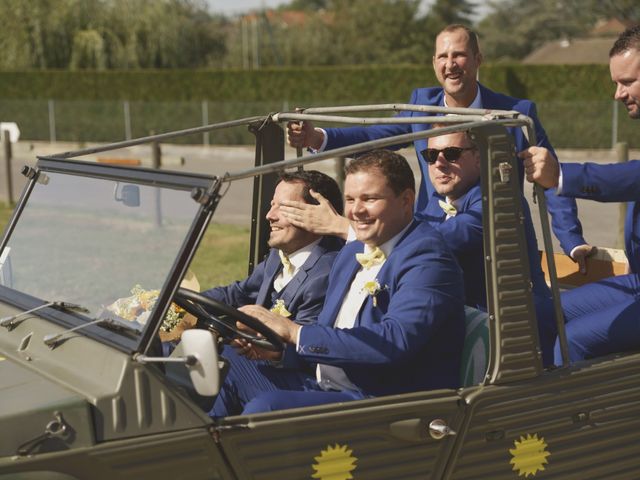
[45,104,569,366]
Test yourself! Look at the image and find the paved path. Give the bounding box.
[1,141,636,252]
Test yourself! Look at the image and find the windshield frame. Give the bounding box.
[0,157,221,354]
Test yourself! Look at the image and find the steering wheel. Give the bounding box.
[173,288,284,352]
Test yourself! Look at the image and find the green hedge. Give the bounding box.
[0,64,632,147]
[0,64,614,103]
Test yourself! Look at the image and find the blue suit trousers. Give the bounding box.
[210,347,365,417]
[554,273,640,363]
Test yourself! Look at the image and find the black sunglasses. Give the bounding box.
[421,146,476,164]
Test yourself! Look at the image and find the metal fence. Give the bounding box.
[0,99,637,148]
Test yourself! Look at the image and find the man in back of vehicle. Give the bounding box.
[287,24,593,270]
[520,25,640,363]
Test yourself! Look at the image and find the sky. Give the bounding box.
[207,0,489,20]
[207,0,289,16]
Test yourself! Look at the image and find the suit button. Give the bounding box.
[309,346,329,354]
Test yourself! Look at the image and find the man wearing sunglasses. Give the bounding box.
[423,130,556,365]
[286,23,593,272]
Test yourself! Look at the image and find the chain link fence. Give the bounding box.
[0,99,637,148]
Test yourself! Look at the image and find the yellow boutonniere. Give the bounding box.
[362,279,384,307]
[270,299,292,317]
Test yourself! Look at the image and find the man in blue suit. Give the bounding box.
[279,126,557,365]
[520,26,640,363]
[287,24,592,268]
[423,129,556,364]
[203,170,344,326]
[210,150,465,416]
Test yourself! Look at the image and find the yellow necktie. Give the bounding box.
[355,246,386,269]
[278,250,294,276]
[438,199,457,217]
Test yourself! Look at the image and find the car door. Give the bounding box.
[215,389,464,479]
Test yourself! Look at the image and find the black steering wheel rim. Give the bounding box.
[174,288,284,352]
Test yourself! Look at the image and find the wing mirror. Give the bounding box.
[114,183,140,207]
[135,329,220,397]
[180,329,220,396]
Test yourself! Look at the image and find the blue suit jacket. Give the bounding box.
[421,183,550,309]
[203,236,343,325]
[324,83,586,255]
[561,161,640,274]
[292,221,466,395]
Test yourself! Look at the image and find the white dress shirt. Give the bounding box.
[273,238,320,293]
[313,223,412,392]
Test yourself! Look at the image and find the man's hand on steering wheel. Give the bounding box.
[173,288,285,353]
[238,305,301,344]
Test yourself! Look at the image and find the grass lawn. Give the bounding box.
[189,222,250,290]
[0,202,250,291]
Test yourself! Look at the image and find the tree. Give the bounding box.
[0,0,227,69]
[70,30,107,69]
[586,0,640,23]
[328,0,425,65]
[285,0,328,10]
[478,0,604,61]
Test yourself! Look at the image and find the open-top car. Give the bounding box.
[0,106,639,480]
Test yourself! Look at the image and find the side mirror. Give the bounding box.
[181,330,220,396]
[114,183,140,207]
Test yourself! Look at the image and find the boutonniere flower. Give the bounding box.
[270,299,292,317]
[361,279,387,307]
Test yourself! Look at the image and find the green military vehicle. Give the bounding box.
[0,107,638,479]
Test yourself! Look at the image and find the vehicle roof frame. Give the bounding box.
[39,104,569,370]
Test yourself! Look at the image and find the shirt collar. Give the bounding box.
[285,238,321,270]
[443,85,482,109]
[363,221,413,258]
[444,196,462,212]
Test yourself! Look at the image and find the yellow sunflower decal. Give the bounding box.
[311,444,357,480]
[509,433,550,477]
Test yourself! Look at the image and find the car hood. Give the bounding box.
[0,355,94,457]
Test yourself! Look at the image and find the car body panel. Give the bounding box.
[0,110,638,479]
[218,390,463,479]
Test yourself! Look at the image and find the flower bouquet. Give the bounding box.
[106,270,200,342]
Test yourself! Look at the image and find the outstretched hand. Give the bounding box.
[571,244,596,275]
[286,120,325,150]
[280,189,350,239]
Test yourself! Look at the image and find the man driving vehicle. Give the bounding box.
[210,150,465,417]
[202,170,344,326]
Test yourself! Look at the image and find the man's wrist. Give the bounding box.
[289,323,302,345]
[333,216,351,240]
[310,128,328,152]
[556,165,563,194]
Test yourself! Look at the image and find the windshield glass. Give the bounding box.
[0,169,201,340]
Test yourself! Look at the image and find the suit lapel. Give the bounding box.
[256,251,281,306]
[277,241,326,306]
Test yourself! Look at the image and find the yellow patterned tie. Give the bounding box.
[438,199,457,217]
[278,250,294,276]
[355,246,386,269]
